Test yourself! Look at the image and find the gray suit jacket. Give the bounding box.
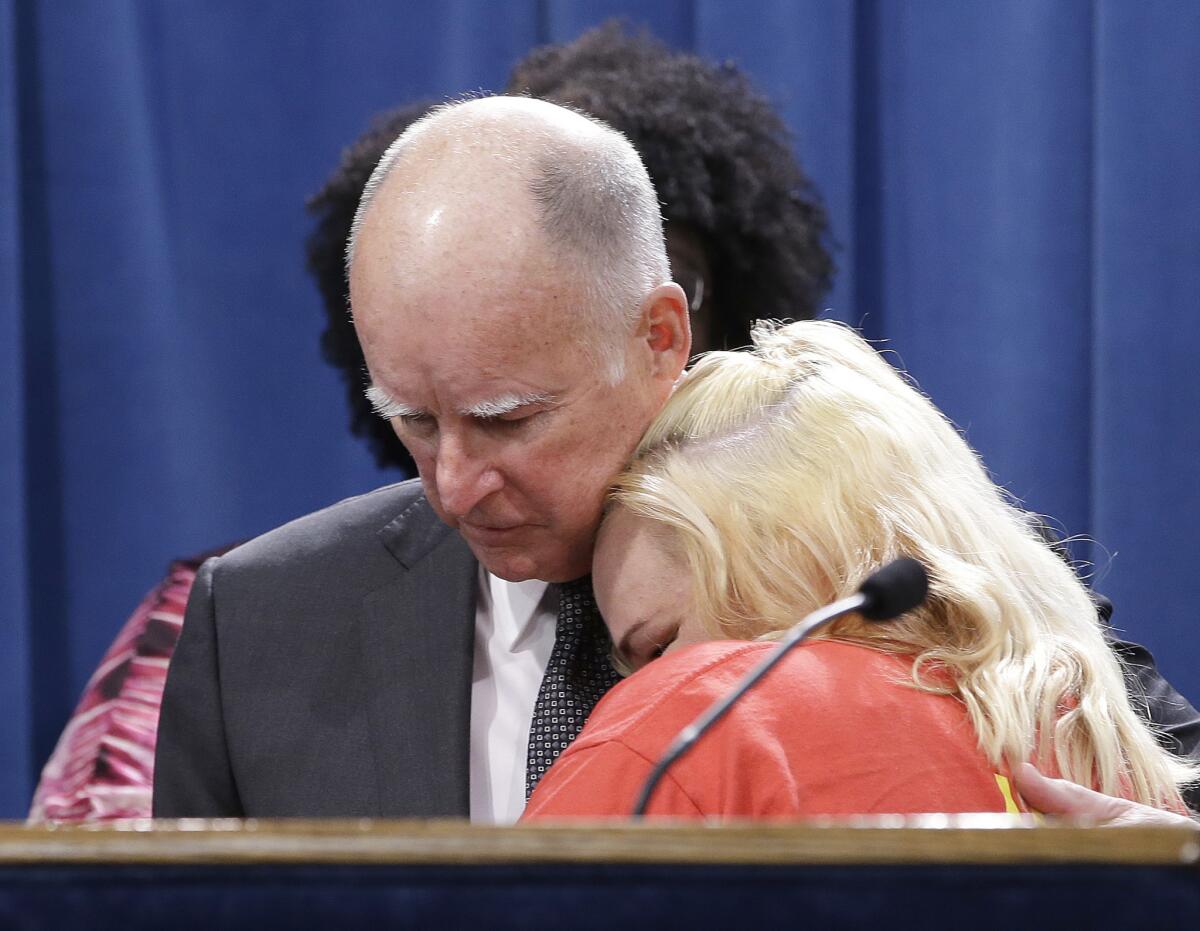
[153,479,479,817]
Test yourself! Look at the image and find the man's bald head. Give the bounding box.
[344,96,690,582]
[347,96,670,379]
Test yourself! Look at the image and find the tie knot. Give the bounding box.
[555,577,597,637]
[559,576,593,602]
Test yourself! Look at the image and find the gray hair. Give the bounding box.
[346,97,670,384]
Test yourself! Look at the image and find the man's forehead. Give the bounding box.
[353,232,571,336]
[354,220,598,421]
[358,271,591,389]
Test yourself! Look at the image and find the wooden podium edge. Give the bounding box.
[2,816,1198,867]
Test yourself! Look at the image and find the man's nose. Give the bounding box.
[433,434,502,519]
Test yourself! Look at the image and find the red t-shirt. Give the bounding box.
[524,640,1029,820]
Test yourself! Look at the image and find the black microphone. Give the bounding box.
[631,557,929,817]
[857,557,929,620]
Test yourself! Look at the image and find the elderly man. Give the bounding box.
[153,96,690,821]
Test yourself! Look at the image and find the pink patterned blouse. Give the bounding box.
[28,549,229,821]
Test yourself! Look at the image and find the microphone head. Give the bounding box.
[857,558,929,621]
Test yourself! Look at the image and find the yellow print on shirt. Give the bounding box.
[994,773,1021,814]
[993,771,1045,822]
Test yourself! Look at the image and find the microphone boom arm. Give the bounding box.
[631,592,868,817]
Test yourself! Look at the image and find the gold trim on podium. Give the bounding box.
[2,815,1198,867]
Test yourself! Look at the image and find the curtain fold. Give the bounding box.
[1091,0,1200,646]
[1,0,34,813]
[3,0,1198,816]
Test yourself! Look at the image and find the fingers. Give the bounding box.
[1013,762,1196,828]
[1013,763,1120,819]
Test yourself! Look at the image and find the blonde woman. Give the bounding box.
[524,321,1195,819]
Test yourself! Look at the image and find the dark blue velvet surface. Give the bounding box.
[2,862,1199,929]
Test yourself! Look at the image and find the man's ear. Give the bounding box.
[636,282,691,381]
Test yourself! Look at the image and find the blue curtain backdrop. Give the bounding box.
[2,0,1197,817]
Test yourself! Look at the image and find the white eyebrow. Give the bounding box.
[366,385,556,421]
[365,384,421,420]
[461,391,556,418]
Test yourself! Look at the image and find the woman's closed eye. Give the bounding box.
[625,628,678,670]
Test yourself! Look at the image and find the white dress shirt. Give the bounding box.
[468,567,556,824]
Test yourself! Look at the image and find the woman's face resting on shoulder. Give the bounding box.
[592,505,707,672]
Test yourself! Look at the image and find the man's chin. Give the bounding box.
[466,539,586,584]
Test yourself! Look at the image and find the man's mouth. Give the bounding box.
[461,521,528,544]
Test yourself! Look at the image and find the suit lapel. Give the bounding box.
[360,494,477,817]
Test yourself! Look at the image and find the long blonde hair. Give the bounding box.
[613,320,1195,808]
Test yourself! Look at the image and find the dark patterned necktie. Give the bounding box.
[525,577,622,799]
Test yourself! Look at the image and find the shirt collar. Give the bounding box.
[481,567,552,653]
